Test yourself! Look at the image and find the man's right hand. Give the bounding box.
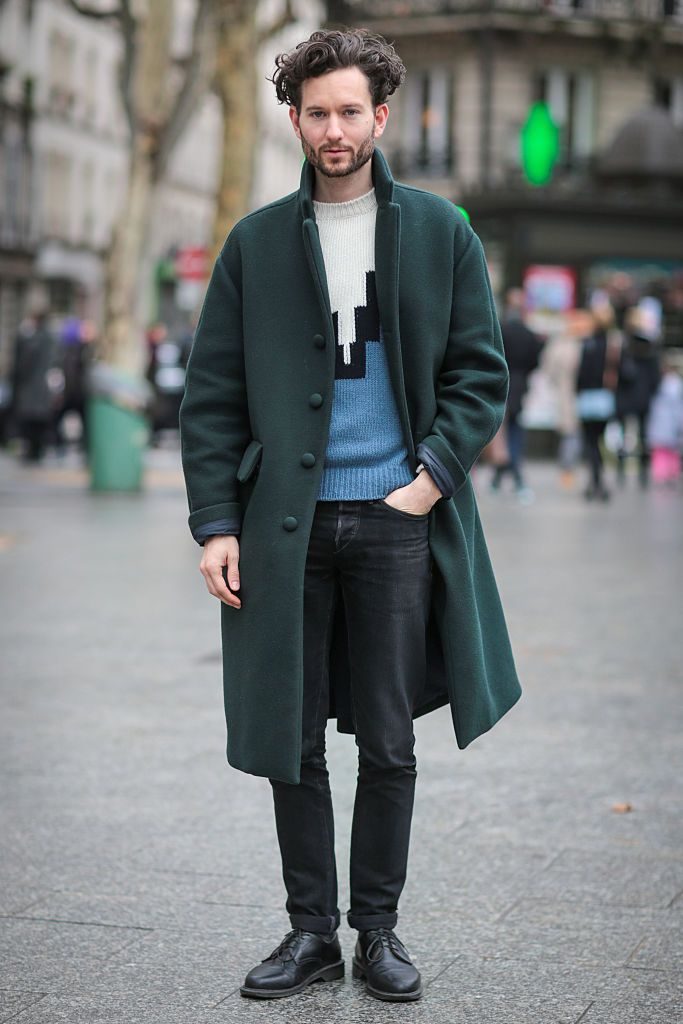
[200,535,241,609]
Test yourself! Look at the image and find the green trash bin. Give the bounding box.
[87,363,152,492]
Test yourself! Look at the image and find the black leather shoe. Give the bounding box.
[352,927,422,1001]
[240,928,344,999]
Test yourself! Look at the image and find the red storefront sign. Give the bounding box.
[174,246,209,281]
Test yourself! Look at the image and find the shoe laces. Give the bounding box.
[264,928,303,964]
[364,927,412,965]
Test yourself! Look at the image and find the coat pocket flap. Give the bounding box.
[236,439,263,483]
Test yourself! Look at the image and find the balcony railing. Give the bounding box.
[329,0,683,24]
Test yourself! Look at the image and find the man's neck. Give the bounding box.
[312,161,374,204]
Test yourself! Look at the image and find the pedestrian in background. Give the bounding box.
[647,360,683,485]
[180,28,520,1004]
[543,308,590,489]
[615,304,661,489]
[11,297,61,463]
[54,316,94,457]
[576,300,622,501]
[490,287,544,502]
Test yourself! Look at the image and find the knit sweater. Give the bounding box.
[313,188,413,500]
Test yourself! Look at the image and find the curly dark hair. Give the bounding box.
[270,28,406,112]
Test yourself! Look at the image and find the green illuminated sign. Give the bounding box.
[521,102,559,185]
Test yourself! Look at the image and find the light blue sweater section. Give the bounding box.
[317,329,413,501]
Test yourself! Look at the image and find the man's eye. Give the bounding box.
[311,111,325,118]
[344,110,359,116]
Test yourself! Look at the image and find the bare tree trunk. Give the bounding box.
[101,0,173,372]
[211,2,259,261]
[101,139,153,370]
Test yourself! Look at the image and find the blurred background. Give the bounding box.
[2,5,683,1021]
[0,0,682,485]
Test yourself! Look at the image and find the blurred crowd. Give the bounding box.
[484,285,683,503]
[2,284,682,500]
[0,302,193,465]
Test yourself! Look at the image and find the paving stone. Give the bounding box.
[625,914,683,971]
[0,990,48,1024]
[0,918,150,989]
[530,847,683,909]
[408,898,667,968]
[577,967,683,1023]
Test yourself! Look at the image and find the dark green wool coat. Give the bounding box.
[179,149,522,784]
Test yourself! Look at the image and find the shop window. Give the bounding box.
[397,67,454,176]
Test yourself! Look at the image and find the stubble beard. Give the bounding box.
[300,127,376,178]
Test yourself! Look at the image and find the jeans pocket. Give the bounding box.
[376,498,430,520]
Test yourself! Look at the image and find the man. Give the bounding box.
[179,29,521,1003]
[11,297,60,463]
[490,288,544,502]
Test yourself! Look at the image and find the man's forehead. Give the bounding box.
[301,68,372,107]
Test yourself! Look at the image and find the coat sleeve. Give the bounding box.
[418,228,509,495]
[179,234,251,544]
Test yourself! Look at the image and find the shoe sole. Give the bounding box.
[352,958,423,1002]
[239,960,344,999]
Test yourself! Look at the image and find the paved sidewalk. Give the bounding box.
[1,447,681,1023]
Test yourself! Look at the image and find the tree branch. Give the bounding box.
[118,0,136,135]
[64,0,123,20]
[258,0,295,46]
[153,0,216,183]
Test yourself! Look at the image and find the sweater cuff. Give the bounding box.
[193,518,242,546]
[416,442,456,499]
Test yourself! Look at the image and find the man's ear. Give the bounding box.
[373,102,389,139]
[289,106,302,140]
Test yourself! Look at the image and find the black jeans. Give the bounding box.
[582,419,608,490]
[269,498,433,934]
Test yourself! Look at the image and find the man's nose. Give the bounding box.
[325,116,344,141]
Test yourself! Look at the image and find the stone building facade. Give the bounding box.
[327,0,683,345]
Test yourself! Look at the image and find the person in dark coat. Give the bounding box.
[179,29,520,1004]
[11,301,60,463]
[54,317,94,456]
[615,305,661,488]
[575,301,621,501]
[490,288,544,499]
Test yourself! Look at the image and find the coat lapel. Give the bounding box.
[374,196,416,466]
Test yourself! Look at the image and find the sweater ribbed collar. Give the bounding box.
[313,188,377,221]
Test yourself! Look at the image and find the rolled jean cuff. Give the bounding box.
[347,910,398,932]
[289,911,340,934]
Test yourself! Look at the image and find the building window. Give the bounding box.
[533,68,595,169]
[653,76,683,126]
[84,48,97,124]
[82,161,95,245]
[399,67,454,176]
[47,29,75,117]
[45,151,71,238]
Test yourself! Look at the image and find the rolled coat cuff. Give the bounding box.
[188,501,242,546]
[194,518,242,545]
[416,436,468,496]
[416,442,456,499]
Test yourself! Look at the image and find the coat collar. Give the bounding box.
[297,147,395,220]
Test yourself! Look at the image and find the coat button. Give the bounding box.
[313,333,325,349]
[301,452,316,468]
[282,516,298,532]
[309,393,323,408]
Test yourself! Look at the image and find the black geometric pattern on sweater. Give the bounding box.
[333,271,381,380]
